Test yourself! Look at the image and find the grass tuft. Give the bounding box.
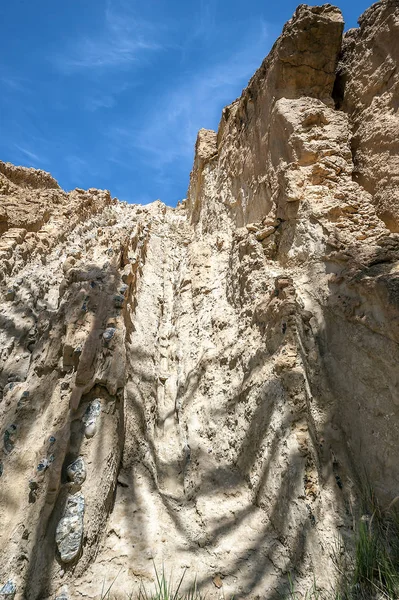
[100,562,205,600]
[283,489,399,600]
[350,491,399,599]
[100,489,399,600]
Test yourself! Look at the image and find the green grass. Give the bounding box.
[286,490,399,600]
[349,492,399,599]
[137,565,203,600]
[100,488,399,600]
[285,574,324,599]
[100,563,205,600]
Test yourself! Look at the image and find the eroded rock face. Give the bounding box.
[335,0,399,231]
[187,3,344,227]
[0,2,399,599]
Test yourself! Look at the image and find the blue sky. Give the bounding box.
[0,0,372,206]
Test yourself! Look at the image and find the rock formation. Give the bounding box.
[0,1,398,598]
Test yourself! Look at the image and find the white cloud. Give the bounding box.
[54,0,162,72]
[107,19,269,172]
[14,144,45,166]
[84,95,116,112]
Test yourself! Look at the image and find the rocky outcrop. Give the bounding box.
[186,0,399,510]
[1,2,399,599]
[187,3,344,227]
[334,0,399,231]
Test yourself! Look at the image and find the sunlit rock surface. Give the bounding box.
[0,1,398,598]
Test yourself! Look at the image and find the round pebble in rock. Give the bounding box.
[103,327,116,343]
[37,458,49,472]
[113,294,125,308]
[82,400,101,438]
[84,423,96,438]
[66,457,86,486]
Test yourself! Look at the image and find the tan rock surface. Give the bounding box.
[1,2,399,599]
[335,0,399,231]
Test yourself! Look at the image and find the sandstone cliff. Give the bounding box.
[0,2,398,599]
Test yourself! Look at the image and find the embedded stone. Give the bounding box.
[0,581,16,599]
[102,327,116,343]
[2,382,15,396]
[66,457,86,486]
[81,296,89,312]
[29,480,39,491]
[17,390,30,408]
[84,423,96,438]
[55,493,85,563]
[3,425,17,454]
[82,399,101,438]
[113,294,125,308]
[37,458,49,472]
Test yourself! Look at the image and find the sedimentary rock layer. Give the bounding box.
[0,1,398,598]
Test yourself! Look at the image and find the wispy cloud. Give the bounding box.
[83,81,132,112]
[14,144,46,166]
[0,75,29,93]
[107,19,269,172]
[100,18,269,204]
[84,95,116,112]
[191,0,217,43]
[54,0,162,72]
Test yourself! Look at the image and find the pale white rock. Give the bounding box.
[55,493,85,563]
